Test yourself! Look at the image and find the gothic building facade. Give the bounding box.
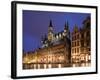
[41,20,70,48]
[23,21,71,69]
[23,16,91,69]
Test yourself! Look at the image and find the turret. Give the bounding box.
[48,20,54,41]
[63,21,70,38]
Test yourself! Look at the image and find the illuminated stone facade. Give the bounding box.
[71,16,91,67]
[23,16,91,69]
[23,21,71,69]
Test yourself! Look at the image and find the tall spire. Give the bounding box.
[74,24,78,31]
[48,20,54,41]
[49,20,53,27]
[48,20,53,32]
[64,21,69,30]
[64,21,70,38]
[67,21,69,29]
[64,22,67,29]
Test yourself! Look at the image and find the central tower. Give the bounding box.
[48,20,54,41]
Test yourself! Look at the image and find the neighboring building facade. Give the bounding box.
[71,25,81,66]
[71,16,91,67]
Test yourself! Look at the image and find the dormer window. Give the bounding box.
[64,29,67,32]
[59,33,62,38]
[63,32,65,36]
[56,35,59,39]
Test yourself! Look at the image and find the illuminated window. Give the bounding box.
[75,48,76,53]
[75,42,76,46]
[81,40,84,47]
[75,35,76,40]
[77,34,79,39]
[63,32,65,36]
[56,35,58,39]
[88,48,90,51]
[81,33,84,38]
[72,42,74,47]
[72,36,74,41]
[59,33,61,38]
[77,41,79,46]
[81,56,84,60]
[77,48,79,53]
[64,29,66,32]
[72,49,74,53]
[86,55,88,62]
[88,55,91,60]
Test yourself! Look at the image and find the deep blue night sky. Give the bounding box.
[23,10,90,52]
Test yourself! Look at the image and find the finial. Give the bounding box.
[64,21,69,30]
[49,20,53,27]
